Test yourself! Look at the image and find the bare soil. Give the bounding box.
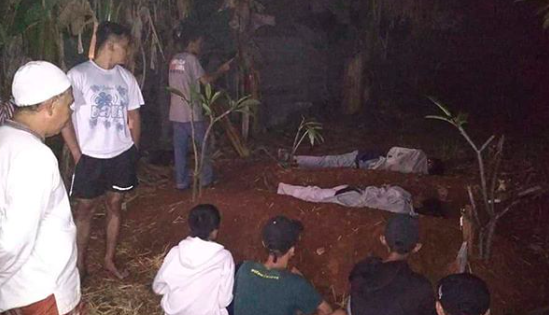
[82,120,549,315]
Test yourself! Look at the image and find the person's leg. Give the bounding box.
[172,122,191,189]
[69,154,104,280]
[101,146,139,279]
[192,121,214,186]
[103,191,128,279]
[277,182,343,202]
[295,150,359,169]
[74,198,98,279]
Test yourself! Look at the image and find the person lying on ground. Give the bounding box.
[348,214,436,315]
[153,204,235,315]
[281,147,444,175]
[233,215,346,315]
[436,273,491,315]
[277,182,415,215]
[0,62,83,314]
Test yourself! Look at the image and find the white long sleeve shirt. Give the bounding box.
[153,237,235,315]
[0,122,80,314]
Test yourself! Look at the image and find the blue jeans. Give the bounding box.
[173,121,214,189]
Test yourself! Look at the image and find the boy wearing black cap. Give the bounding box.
[233,215,345,315]
[436,273,490,315]
[348,214,436,315]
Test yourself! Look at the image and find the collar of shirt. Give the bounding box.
[4,119,45,142]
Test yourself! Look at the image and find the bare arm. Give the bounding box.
[61,119,82,164]
[128,109,141,149]
[199,59,233,85]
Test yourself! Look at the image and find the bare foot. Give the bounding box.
[104,261,129,280]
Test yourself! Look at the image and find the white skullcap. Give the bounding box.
[12,61,71,106]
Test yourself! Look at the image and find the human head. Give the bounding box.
[428,158,445,175]
[179,28,205,55]
[380,214,421,255]
[436,273,491,315]
[188,204,221,241]
[95,21,131,65]
[262,215,304,262]
[11,61,73,136]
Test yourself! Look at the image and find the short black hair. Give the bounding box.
[95,21,131,53]
[262,216,304,260]
[437,273,490,315]
[428,158,445,175]
[188,204,221,240]
[175,26,204,50]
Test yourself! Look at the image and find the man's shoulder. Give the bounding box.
[68,60,93,75]
[406,269,433,291]
[114,65,138,82]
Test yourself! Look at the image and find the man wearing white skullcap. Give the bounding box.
[0,61,83,314]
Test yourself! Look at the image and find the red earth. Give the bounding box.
[83,120,549,315]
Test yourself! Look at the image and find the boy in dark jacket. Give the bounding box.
[349,214,436,315]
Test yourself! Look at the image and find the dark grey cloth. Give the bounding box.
[349,257,436,315]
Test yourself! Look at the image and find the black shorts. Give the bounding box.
[70,145,139,199]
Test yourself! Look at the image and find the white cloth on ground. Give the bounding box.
[295,147,429,175]
[153,236,235,315]
[370,147,428,174]
[0,124,80,313]
[277,182,414,214]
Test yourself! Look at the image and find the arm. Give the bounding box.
[152,249,175,295]
[199,59,233,85]
[128,109,141,149]
[61,118,82,164]
[0,151,52,276]
[217,252,235,307]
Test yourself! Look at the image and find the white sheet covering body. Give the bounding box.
[295,147,429,175]
[277,183,414,214]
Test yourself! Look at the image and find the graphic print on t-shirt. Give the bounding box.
[89,85,128,131]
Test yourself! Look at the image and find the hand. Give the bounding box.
[73,151,82,165]
[291,267,303,276]
[219,58,234,73]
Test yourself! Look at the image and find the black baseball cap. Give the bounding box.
[437,273,491,315]
[262,215,304,254]
[384,214,420,254]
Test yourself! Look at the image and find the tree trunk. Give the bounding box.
[484,219,498,260]
[342,53,364,114]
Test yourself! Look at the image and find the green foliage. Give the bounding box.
[291,117,324,157]
[168,83,259,200]
[425,96,468,128]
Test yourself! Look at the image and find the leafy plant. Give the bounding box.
[168,83,258,200]
[290,117,325,158]
[426,97,544,259]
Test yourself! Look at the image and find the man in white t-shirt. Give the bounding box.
[62,22,144,279]
[169,29,232,190]
[0,61,82,314]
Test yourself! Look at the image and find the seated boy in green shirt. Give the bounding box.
[233,215,345,315]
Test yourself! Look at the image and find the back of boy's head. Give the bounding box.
[384,214,420,255]
[188,204,221,240]
[95,21,131,53]
[262,215,304,260]
[175,26,204,50]
[437,273,490,315]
